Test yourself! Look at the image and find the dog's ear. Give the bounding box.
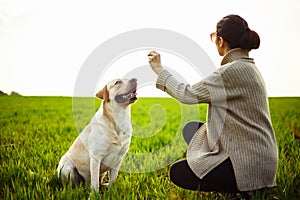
[96,85,109,102]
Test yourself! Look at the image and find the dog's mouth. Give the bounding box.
[115,88,137,104]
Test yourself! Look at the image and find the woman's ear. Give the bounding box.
[219,37,225,48]
[217,37,231,56]
[96,85,110,102]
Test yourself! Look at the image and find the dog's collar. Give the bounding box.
[105,99,132,136]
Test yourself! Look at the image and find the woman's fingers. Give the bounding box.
[147,51,158,56]
[148,51,159,62]
[148,51,161,64]
[147,51,163,75]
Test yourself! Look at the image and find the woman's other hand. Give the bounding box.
[148,51,163,75]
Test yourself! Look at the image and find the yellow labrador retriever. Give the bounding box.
[57,78,137,191]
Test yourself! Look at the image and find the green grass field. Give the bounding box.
[1,96,299,199]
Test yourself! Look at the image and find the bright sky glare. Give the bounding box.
[0,0,299,97]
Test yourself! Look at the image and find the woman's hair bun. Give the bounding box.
[240,29,260,50]
[217,15,260,50]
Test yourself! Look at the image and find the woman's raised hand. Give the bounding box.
[148,51,164,75]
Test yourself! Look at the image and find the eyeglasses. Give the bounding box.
[210,32,219,43]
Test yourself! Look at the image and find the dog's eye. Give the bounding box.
[115,80,122,85]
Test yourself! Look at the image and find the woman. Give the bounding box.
[148,14,278,194]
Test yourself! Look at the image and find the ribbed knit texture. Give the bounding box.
[156,48,278,191]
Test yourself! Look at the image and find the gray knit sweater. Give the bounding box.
[156,48,278,191]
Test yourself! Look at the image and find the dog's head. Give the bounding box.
[96,78,137,106]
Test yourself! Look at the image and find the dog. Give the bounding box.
[57,78,137,192]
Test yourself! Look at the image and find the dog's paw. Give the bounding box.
[89,190,101,200]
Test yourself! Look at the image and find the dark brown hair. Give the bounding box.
[217,14,260,50]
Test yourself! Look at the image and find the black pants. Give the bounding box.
[169,121,239,193]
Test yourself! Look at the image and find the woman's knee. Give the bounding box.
[182,121,204,144]
[169,159,201,190]
[169,161,181,185]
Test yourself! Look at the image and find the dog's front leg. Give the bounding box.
[109,160,122,188]
[90,157,101,192]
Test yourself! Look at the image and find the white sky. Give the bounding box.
[0,0,299,97]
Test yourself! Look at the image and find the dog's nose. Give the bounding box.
[130,78,137,82]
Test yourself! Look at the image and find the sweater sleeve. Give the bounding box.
[156,70,211,104]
